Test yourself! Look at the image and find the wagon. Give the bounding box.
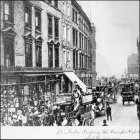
[65,102,94,126]
[65,106,84,126]
[121,84,135,105]
[106,87,117,104]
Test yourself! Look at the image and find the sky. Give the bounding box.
[78,1,139,78]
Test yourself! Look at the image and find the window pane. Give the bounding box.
[48,15,53,36]
[73,28,75,45]
[55,48,59,67]
[36,11,41,31]
[4,1,13,22]
[48,45,53,67]
[73,50,75,68]
[72,8,75,22]
[63,24,66,40]
[25,6,31,28]
[36,16,38,26]
[54,0,58,8]
[25,13,28,23]
[5,3,9,15]
[25,44,32,67]
[36,46,42,67]
[67,27,70,42]
[54,18,59,39]
[4,39,14,67]
[48,0,52,4]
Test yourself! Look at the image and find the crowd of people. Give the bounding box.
[0,85,64,126]
[1,79,139,126]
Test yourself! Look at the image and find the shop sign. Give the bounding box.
[56,94,71,103]
[82,94,92,103]
[81,73,92,78]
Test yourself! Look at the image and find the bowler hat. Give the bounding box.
[103,119,107,123]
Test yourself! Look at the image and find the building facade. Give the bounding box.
[0,0,96,118]
[127,53,139,79]
[70,0,96,88]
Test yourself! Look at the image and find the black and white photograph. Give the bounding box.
[0,0,139,139]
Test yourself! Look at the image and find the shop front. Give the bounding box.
[0,67,63,126]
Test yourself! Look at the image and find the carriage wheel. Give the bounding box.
[89,119,94,126]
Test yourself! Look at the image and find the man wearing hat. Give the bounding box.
[102,119,108,126]
[106,104,112,121]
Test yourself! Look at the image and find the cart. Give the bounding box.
[94,101,106,118]
[81,105,94,126]
[121,84,135,105]
[65,105,84,126]
[106,87,117,104]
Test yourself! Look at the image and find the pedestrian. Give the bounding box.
[53,105,58,122]
[102,119,108,126]
[106,104,112,121]
[49,111,55,126]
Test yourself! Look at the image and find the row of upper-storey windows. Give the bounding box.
[46,0,58,8]
[25,4,42,32]
[79,32,91,54]
[79,16,90,36]
[72,8,90,36]
[73,50,91,70]
[2,1,60,68]
[3,1,90,37]
[3,1,59,37]
[24,3,59,40]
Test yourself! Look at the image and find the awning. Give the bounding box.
[64,72,87,92]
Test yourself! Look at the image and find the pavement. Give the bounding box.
[94,95,139,127]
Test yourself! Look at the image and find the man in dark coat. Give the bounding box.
[106,104,112,121]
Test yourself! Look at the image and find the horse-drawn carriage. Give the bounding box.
[65,103,94,126]
[55,90,95,126]
[121,83,135,105]
[106,86,117,104]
